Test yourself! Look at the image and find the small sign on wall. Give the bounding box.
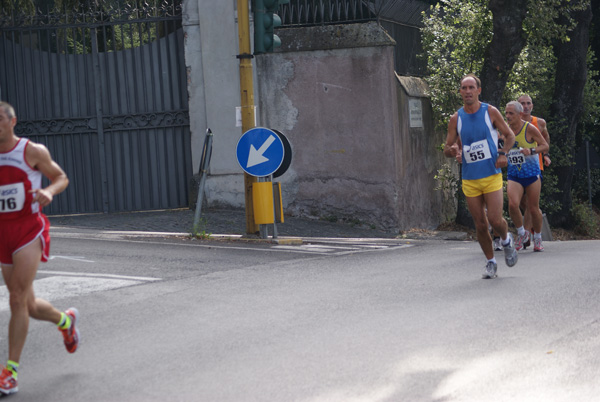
[236,106,257,127]
[408,98,423,128]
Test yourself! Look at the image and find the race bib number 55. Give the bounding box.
[0,183,26,213]
[464,140,492,164]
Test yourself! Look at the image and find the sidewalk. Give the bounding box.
[48,208,469,241]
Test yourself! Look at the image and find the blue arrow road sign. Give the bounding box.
[236,127,285,177]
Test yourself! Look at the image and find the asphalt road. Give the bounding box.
[2,228,599,402]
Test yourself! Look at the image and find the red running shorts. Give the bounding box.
[0,213,50,265]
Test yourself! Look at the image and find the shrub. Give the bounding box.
[571,202,600,237]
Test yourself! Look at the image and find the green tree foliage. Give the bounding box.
[421,0,492,131]
[0,0,35,12]
[2,0,180,55]
[422,0,597,227]
[421,0,581,127]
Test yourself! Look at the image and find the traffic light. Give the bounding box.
[253,0,290,54]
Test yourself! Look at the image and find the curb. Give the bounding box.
[209,234,303,245]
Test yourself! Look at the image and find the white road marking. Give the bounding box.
[49,255,95,263]
[0,276,149,312]
[51,228,414,255]
[272,243,413,255]
[273,244,357,252]
[37,270,161,282]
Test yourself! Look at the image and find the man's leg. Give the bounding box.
[484,188,518,267]
[521,193,532,248]
[483,188,507,238]
[465,194,495,260]
[507,181,525,229]
[526,179,543,233]
[1,239,62,364]
[508,180,530,250]
[522,193,532,230]
[525,179,545,251]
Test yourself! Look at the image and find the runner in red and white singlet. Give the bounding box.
[0,138,51,263]
[0,102,79,395]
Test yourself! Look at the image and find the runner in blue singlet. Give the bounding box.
[444,74,519,279]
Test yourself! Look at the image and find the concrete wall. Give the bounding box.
[256,23,451,231]
[395,75,457,227]
[184,0,246,208]
[183,2,453,231]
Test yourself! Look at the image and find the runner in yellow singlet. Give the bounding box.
[518,94,551,248]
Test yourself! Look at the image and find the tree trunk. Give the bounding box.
[547,0,592,228]
[479,0,528,107]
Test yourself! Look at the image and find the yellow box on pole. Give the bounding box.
[252,182,274,224]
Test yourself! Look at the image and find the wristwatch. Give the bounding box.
[498,151,506,156]
[531,147,536,154]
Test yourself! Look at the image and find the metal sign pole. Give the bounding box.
[586,140,593,208]
[258,176,269,239]
[270,174,278,240]
[193,128,213,230]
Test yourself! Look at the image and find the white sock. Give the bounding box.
[517,226,525,236]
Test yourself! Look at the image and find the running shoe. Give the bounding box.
[60,307,80,353]
[0,368,18,395]
[493,237,503,251]
[523,230,531,249]
[533,237,544,252]
[503,233,519,267]
[482,261,497,279]
[515,230,530,251]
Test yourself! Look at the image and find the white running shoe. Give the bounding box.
[503,233,519,267]
[482,261,498,279]
[493,237,503,251]
[515,231,530,251]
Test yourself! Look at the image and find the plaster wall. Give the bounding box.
[183,2,453,230]
[395,75,457,227]
[184,0,246,207]
[256,42,399,227]
[256,23,451,231]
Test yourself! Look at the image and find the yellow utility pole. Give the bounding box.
[237,0,259,234]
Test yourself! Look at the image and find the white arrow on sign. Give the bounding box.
[247,135,276,168]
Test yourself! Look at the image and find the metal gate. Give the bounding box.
[0,1,191,215]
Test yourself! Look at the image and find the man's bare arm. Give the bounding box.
[443,113,463,163]
[538,117,552,166]
[26,142,69,207]
[489,106,515,152]
[523,124,549,156]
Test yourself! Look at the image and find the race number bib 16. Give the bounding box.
[0,183,26,213]
[507,149,526,165]
[464,140,492,164]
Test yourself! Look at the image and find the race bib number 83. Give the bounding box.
[464,140,492,164]
[0,183,26,213]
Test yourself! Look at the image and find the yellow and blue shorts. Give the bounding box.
[462,173,503,198]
